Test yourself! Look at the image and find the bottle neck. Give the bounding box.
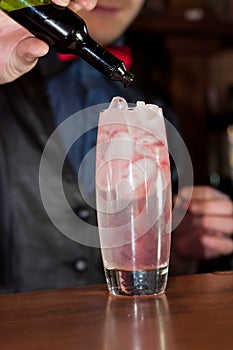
[3,2,134,86]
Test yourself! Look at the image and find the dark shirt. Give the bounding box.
[0,49,177,293]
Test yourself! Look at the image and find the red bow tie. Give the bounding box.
[56,45,132,70]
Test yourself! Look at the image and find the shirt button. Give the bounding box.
[74,206,91,221]
[63,172,74,182]
[74,258,88,272]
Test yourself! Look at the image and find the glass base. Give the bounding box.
[105,265,168,297]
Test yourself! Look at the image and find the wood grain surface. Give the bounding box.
[0,272,232,350]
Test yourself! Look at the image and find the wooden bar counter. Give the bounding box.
[0,272,232,350]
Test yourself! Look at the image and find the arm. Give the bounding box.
[0,0,97,84]
[170,185,233,275]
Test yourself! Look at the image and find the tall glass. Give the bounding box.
[96,97,172,297]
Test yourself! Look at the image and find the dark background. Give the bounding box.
[127,0,233,198]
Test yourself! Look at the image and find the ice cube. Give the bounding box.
[153,144,169,166]
[99,97,129,126]
[135,135,157,157]
[128,158,155,192]
[96,159,130,192]
[104,132,134,161]
[116,179,134,199]
[108,96,128,110]
[136,101,146,108]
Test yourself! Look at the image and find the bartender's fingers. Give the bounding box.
[193,215,233,235]
[51,0,97,11]
[52,0,70,5]
[0,10,49,84]
[189,198,233,216]
[16,36,49,63]
[201,235,233,258]
[174,186,229,210]
[1,36,48,84]
[185,186,228,200]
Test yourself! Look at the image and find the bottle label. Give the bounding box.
[0,0,51,12]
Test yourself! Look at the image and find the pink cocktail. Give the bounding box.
[96,97,172,296]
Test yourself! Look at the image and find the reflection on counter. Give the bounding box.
[104,295,175,350]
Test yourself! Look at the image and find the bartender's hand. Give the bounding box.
[170,186,233,275]
[0,0,97,84]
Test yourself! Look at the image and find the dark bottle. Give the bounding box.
[0,0,134,87]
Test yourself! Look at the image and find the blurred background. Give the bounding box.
[127,0,233,199]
